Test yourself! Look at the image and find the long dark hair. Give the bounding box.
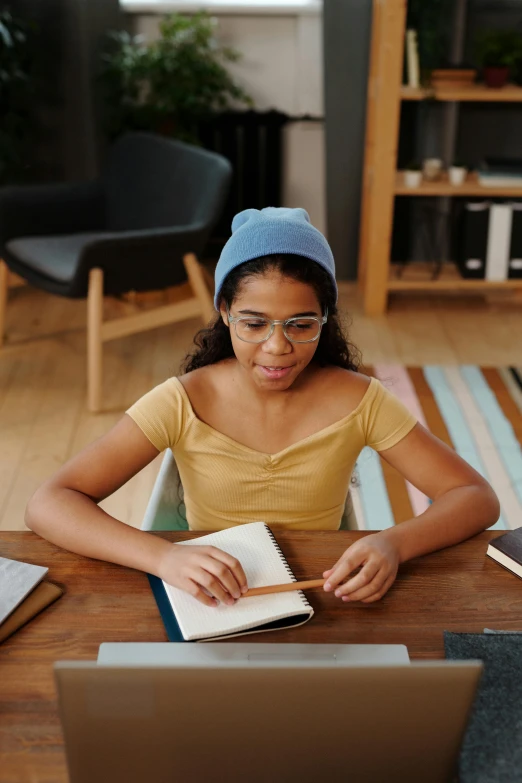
[182,254,362,373]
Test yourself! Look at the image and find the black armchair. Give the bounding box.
[0,132,232,411]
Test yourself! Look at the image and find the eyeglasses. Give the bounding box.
[226,306,328,344]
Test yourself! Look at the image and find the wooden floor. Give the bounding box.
[1,282,522,531]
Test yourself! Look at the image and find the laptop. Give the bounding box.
[54,644,481,783]
[96,641,411,666]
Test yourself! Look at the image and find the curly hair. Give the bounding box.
[182,254,362,374]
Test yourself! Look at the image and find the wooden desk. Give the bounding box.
[1,529,521,783]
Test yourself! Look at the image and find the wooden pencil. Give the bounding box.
[242,579,325,598]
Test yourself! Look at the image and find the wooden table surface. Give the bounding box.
[1,529,521,783]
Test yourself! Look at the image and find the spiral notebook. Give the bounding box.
[148,522,314,642]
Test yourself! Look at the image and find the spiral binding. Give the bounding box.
[264,524,313,611]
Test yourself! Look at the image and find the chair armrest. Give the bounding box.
[0,181,105,246]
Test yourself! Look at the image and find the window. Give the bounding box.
[121,0,322,15]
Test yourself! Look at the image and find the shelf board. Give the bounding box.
[395,171,522,197]
[401,86,432,100]
[388,262,522,292]
[400,83,522,102]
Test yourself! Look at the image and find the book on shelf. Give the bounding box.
[456,201,489,279]
[477,157,522,187]
[485,203,513,281]
[405,29,419,89]
[509,202,522,279]
[486,527,522,579]
[478,174,522,187]
[456,200,522,281]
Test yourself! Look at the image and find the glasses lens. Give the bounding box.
[284,318,321,342]
[235,318,272,343]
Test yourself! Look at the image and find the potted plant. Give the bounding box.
[99,11,253,144]
[449,159,467,186]
[475,30,522,88]
[404,161,422,187]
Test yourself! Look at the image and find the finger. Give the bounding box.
[333,561,380,597]
[324,551,365,591]
[322,568,333,578]
[359,575,396,604]
[201,559,242,603]
[342,573,394,603]
[191,567,235,606]
[207,547,248,594]
[185,579,219,607]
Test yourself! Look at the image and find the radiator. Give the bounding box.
[198,110,289,256]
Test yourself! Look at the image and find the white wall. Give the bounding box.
[129,9,326,233]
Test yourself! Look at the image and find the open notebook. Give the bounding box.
[148,522,314,642]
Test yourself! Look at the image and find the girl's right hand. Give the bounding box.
[158,544,248,607]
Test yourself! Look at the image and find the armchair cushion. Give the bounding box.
[5,224,209,297]
[6,232,106,283]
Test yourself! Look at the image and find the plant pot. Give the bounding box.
[404,170,422,187]
[430,68,477,88]
[422,158,443,181]
[483,66,509,88]
[449,166,467,186]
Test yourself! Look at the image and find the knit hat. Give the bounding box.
[213,207,337,309]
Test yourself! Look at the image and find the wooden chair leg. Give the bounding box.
[183,253,216,325]
[87,268,104,413]
[0,260,8,348]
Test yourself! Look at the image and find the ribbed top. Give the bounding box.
[126,376,416,531]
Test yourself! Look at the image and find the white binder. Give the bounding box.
[485,203,513,281]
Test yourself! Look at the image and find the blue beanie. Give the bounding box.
[213,207,337,309]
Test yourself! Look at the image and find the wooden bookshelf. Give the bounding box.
[388,262,522,292]
[358,0,522,315]
[395,171,522,197]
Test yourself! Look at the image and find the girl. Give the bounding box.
[26,207,500,608]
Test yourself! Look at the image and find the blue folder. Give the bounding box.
[147,574,188,643]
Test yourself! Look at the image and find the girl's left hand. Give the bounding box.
[322,534,400,603]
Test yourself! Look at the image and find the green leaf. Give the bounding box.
[97,10,253,142]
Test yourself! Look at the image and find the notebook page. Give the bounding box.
[162,522,312,641]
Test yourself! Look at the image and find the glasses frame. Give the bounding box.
[225,306,328,344]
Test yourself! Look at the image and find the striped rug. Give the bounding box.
[354,367,522,532]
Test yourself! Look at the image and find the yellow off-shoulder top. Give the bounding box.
[126,376,416,531]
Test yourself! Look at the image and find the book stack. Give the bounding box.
[0,556,63,643]
[456,197,522,281]
[477,157,522,188]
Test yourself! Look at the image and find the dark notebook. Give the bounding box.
[444,631,522,783]
[482,157,522,176]
[486,527,522,579]
[509,203,522,279]
[456,202,489,279]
